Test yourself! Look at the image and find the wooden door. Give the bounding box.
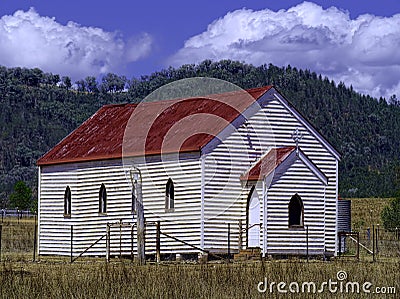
[248,189,260,248]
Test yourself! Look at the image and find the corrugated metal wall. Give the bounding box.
[337,199,351,252]
[337,200,351,232]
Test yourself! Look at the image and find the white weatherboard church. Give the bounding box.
[37,85,340,259]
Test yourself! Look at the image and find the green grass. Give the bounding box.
[0,200,398,298]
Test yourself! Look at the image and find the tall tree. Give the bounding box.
[85,76,99,93]
[61,76,72,90]
[101,73,127,93]
[381,194,400,231]
[75,79,86,92]
[9,181,32,210]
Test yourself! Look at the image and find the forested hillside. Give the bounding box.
[0,60,399,206]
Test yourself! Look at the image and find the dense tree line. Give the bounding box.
[0,61,399,207]
[0,66,128,207]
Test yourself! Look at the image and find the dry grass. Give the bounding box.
[349,198,391,230]
[0,217,35,255]
[0,200,399,298]
[348,198,399,259]
[0,259,398,298]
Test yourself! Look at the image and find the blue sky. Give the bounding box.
[0,1,399,98]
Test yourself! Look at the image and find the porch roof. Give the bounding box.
[240,146,295,181]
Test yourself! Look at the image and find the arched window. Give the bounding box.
[165,178,174,211]
[289,194,304,227]
[99,184,107,214]
[64,186,71,217]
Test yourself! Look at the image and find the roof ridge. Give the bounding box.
[102,103,138,108]
[100,86,273,110]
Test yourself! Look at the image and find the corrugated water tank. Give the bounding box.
[337,198,351,252]
[338,199,351,232]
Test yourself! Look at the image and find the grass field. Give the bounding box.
[0,198,398,298]
[350,198,390,231]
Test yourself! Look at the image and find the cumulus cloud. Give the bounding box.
[169,1,400,99]
[0,8,152,80]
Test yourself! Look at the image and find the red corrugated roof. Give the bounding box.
[240,146,296,181]
[37,86,272,166]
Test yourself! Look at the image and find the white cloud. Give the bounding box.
[169,1,400,99]
[0,8,153,80]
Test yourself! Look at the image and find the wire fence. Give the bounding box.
[1,209,34,220]
[350,225,400,259]
[0,215,37,261]
[0,217,399,263]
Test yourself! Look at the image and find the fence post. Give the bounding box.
[372,224,375,262]
[33,213,37,262]
[238,220,242,251]
[136,182,145,266]
[119,219,122,259]
[306,225,309,262]
[70,225,73,263]
[227,223,230,261]
[156,221,161,263]
[376,224,379,254]
[106,223,110,262]
[131,224,134,262]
